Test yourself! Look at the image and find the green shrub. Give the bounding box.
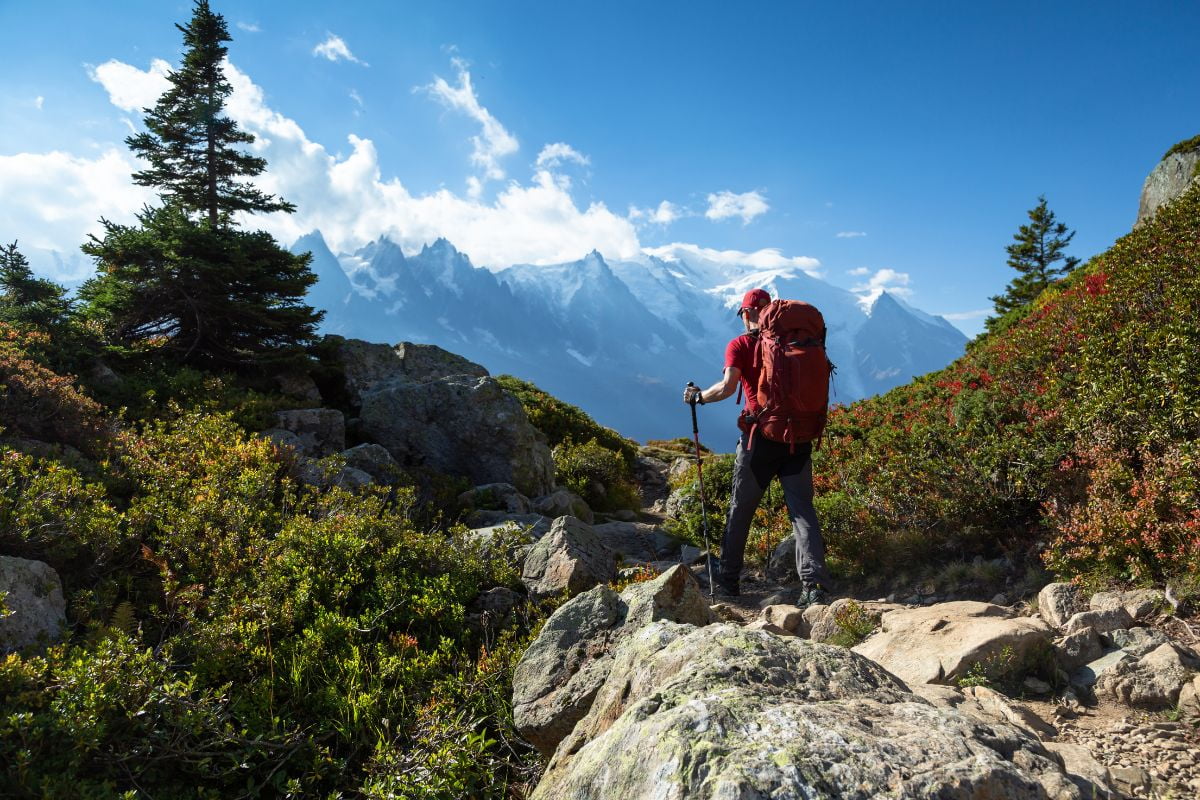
[553,437,640,512]
[496,375,637,465]
[825,600,877,648]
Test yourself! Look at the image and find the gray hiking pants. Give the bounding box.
[719,432,832,588]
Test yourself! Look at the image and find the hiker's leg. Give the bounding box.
[720,434,769,587]
[780,445,833,589]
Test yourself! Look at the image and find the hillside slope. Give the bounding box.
[815,182,1200,587]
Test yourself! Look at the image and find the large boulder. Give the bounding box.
[512,565,713,757]
[852,601,1055,685]
[1090,588,1164,622]
[532,622,1080,800]
[330,337,554,496]
[1038,582,1087,628]
[1063,607,1133,637]
[1095,642,1200,709]
[339,443,400,483]
[332,337,488,407]
[521,516,616,601]
[1054,627,1104,671]
[1136,144,1200,227]
[0,556,67,652]
[458,483,531,515]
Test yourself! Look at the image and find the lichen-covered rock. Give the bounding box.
[468,512,553,541]
[1108,626,1169,657]
[532,489,593,523]
[512,566,712,758]
[1038,582,1086,628]
[521,516,616,601]
[533,622,1079,800]
[0,556,67,652]
[1063,607,1133,637]
[332,336,488,407]
[268,408,346,457]
[591,521,680,564]
[459,483,531,515]
[1096,642,1200,709]
[852,601,1054,685]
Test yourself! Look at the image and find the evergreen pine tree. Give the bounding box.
[0,241,72,331]
[126,0,292,226]
[81,0,320,368]
[987,196,1080,329]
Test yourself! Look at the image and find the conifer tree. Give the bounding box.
[126,0,292,226]
[0,241,72,331]
[987,196,1080,329]
[81,0,320,368]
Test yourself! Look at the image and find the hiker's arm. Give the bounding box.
[684,367,741,404]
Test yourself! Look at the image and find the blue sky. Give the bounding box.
[1,1,1197,336]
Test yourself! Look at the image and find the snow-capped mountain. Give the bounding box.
[293,232,967,443]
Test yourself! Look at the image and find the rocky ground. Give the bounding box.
[687,562,1200,800]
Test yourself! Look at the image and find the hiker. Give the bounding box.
[682,288,833,603]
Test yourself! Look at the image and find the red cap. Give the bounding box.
[736,288,771,316]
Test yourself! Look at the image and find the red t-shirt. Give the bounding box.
[724,333,761,415]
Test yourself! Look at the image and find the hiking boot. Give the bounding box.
[797,583,829,607]
[714,578,740,597]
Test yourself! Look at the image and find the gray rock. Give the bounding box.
[853,601,1055,685]
[1108,626,1168,657]
[1095,642,1200,709]
[1177,674,1200,720]
[1063,607,1133,637]
[359,373,553,497]
[1043,742,1117,799]
[467,586,523,631]
[468,512,553,541]
[1136,146,1200,227]
[632,453,670,510]
[521,517,616,601]
[678,545,703,564]
[1090,588,1164,622]
[666,456,692,483]
[531,489,593,523]
[591,521,680,564]
[339,443,400,483]
[1070,649,1136,691]
[332,337,488,407]
[1038,582,1086,628]
[760,603,808,636]
[512,566,713,757]
[271,408,346,457]
[1054,627,1104,671]
[0,556,67,652]
[273,371,322,404]
[532,622,1080,800]
[766,533,796,580]
[459,483,531,515]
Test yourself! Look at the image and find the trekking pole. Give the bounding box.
[687,382,715,601]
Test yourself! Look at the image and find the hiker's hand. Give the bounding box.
[683,385,702,405]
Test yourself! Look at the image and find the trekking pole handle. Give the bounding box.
[686,382,700,433]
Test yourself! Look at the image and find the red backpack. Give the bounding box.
[744,299,832,450]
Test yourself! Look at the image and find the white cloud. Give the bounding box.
[349,89,363,109]
[846,267,870,276]
[237,21,261,33]
[89,58,171,111]
[421,58,518,195]
[0,148,154,279]
[536,143,589,169]
[313,34,367,66]
[646,242,821,278]
[850,267,913,310]
[705,190,768,224]
[629,200,683,226]
[836,230,866,238]
[34,96,44,110]
[941,308,990,321]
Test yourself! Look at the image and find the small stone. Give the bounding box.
[1022,676,1052,694]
